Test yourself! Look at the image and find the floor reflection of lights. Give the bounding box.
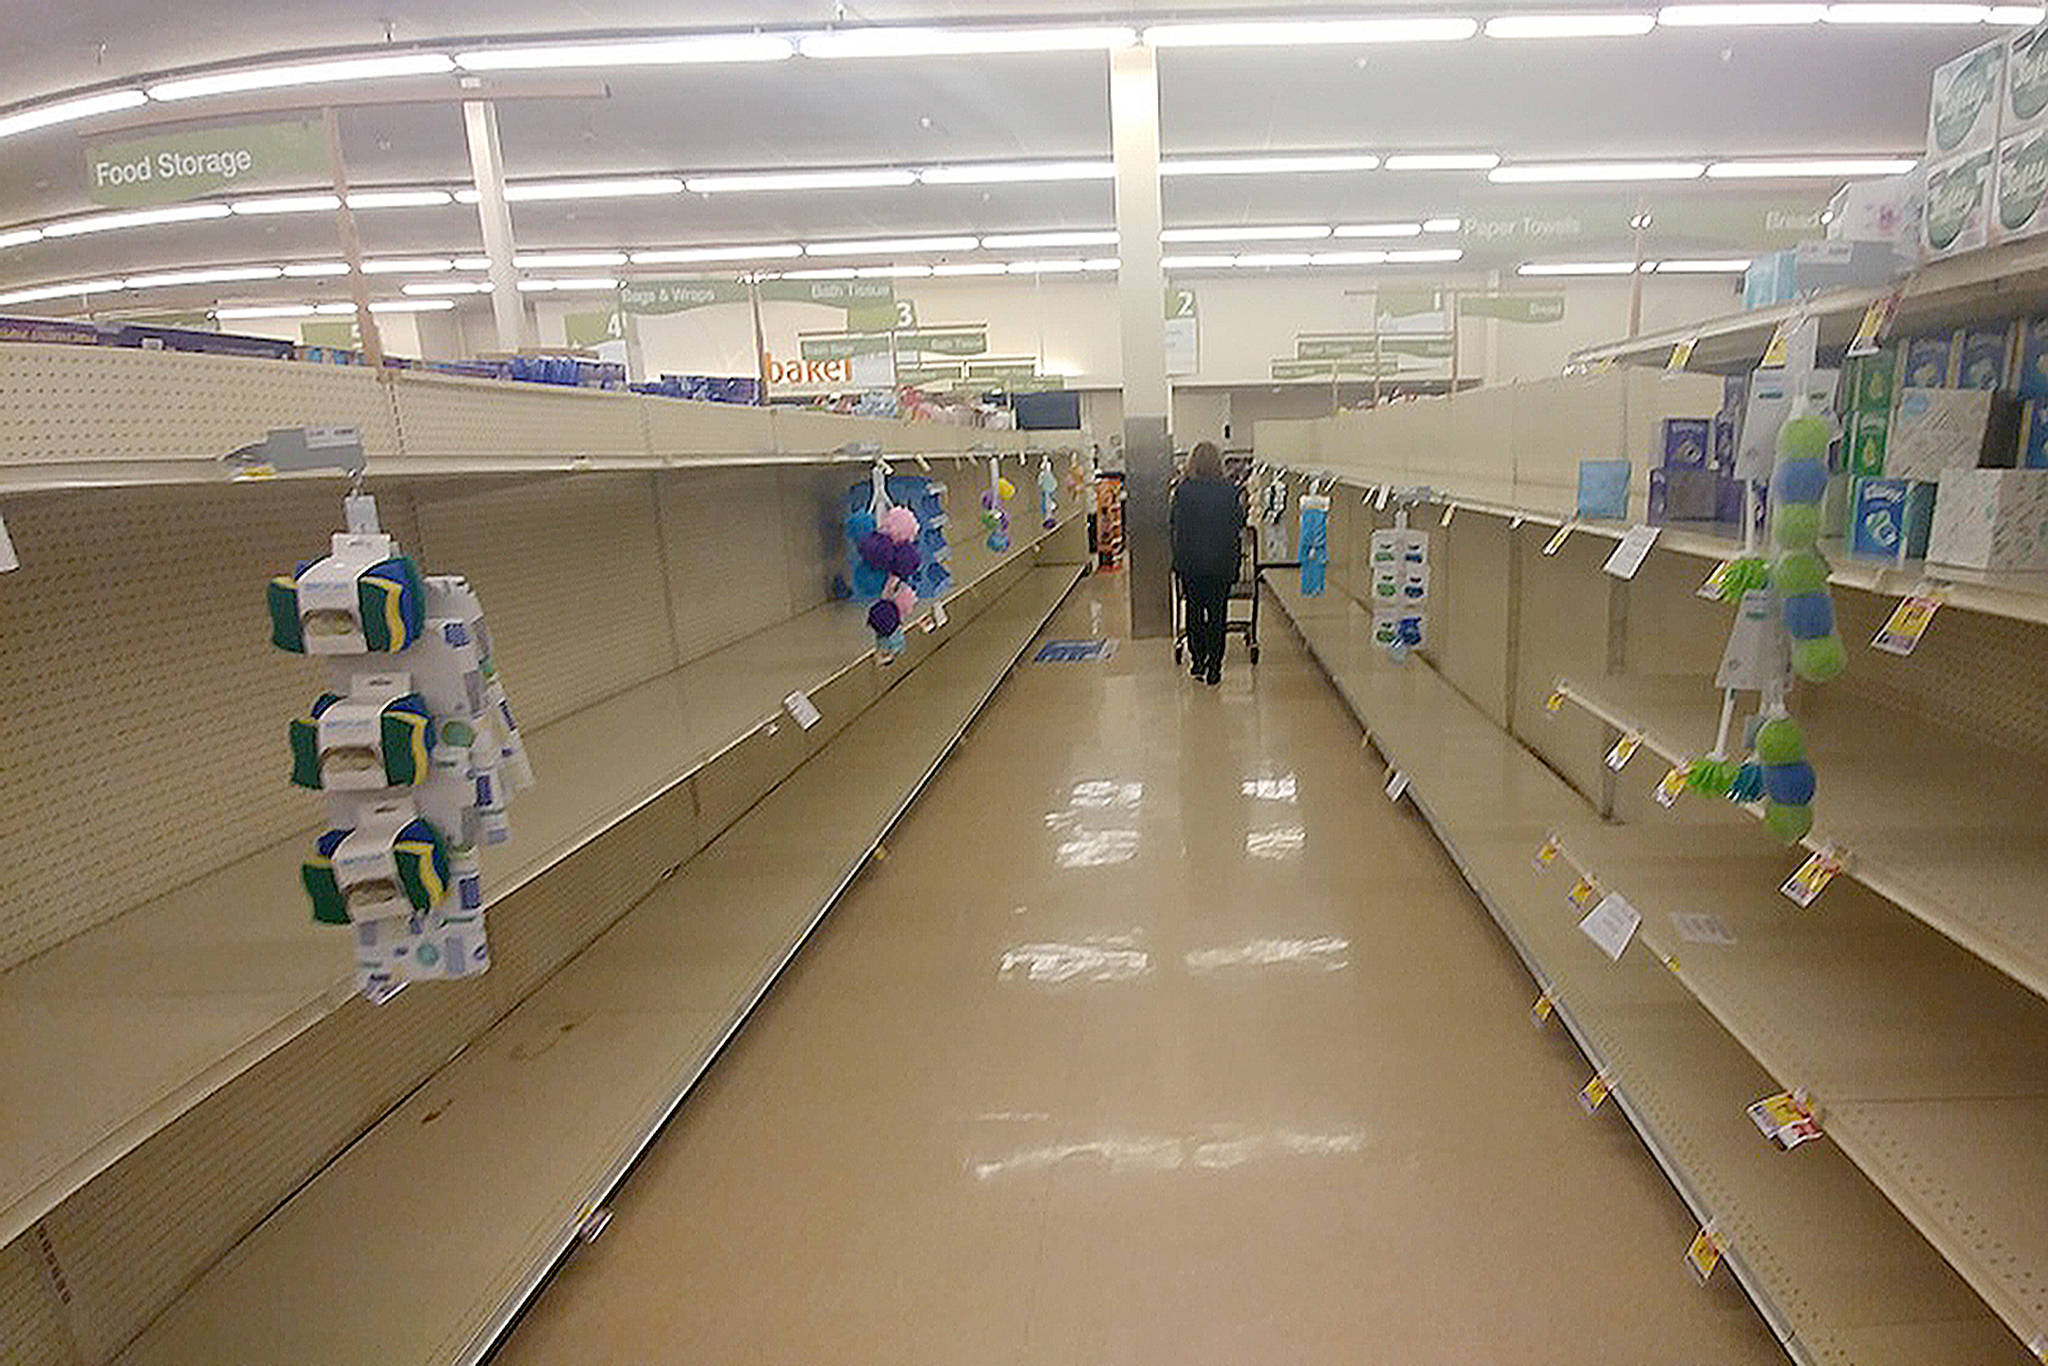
[999,934,1151,984]
[1240,775,1298,802]
[1183,935,1350,974]
[1243,825,1305,859]
[967,1125,1369,1180]
[1054,829,1141,868]
[1045,781,1145,868]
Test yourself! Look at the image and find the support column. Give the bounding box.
[1111,43,1173,639]
[461,99,532,353]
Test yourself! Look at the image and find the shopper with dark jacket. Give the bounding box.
[1171,442,1246,685]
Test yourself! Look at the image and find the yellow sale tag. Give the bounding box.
[1542,523,1574,556]
[1535,836,1562,868]
[1655,764,1690,808]
[1531,992,1554,1026]
[1668,336,1697,371]
[1659,951,1683,974]
[1872,591,1942,657]
[1579,1074,1611,1113]
[1847,288,1901,358]
[1685,1227,1722,1283]
[1699,561,1732,600]
[1605,732,1643,771]
[1781,849,1841,907]
[1760,316,1794,369]
[1545,687,1568,713]
[1568,875,1600,910]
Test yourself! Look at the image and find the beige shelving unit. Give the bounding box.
[1256,374,2048,1362]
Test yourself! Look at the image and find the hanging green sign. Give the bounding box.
[618,279,749,314]
[899,363,966,387]
[1272,357,1410,380]
[1376,288,1443,319]
[1296,334,1454,361]
[619,276,897,328]
[564,310,623,348]
[1006,375,1068,392]
[301,320,358,349]
[86,120,326,208]
[1165,287,1198,319]
[898,326,988,356]
[1460,293,1567,324]
[966,360,1040,383]
[799,333,895,361]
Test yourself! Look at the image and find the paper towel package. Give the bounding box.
[2020,315,2048,396]
[1959,322,2016,389]
[1995,127,2048,245]
[1901,332,1960,388]
[1923,147,1997,260]
[1888,388,2001,479]
[2006,21,2048,135]
[1930,38,2005,158]
[1929,468,2048,568]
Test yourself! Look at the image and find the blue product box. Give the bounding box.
[1660,417,1713,470]
[2019,316,2048,398]
[1712,416,1736,473]
[1850,477,1935,559]
[1576,459,1632,520]
[1901,331,1960,388]
[2024,400,2048,468]
[1957,323,2015,390]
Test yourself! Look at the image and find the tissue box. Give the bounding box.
[1849,410,1890,476]
[1900,332,1959,388]
[1827,171,1924,250]
[1576,459,1631,520]
[1712,416,1736,473]
[1923,147,1997,260]
[1660,418,1712,469]
[2006,22,2048,135]
[2019,316,2048,396]
[1929,468,2048,567]
[1996,128,2048,244]
[1930,39,2005,158]
[1649,468,1719,523]
[1852,346,1897,414]
[1852,478,1936,559]
[2023,400,2048,466]
[1959,323,2017,389]
[1889,387,2005,478]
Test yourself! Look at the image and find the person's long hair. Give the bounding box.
[1187,441,1224,480]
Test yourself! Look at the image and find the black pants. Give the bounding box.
[1181,574,1232,672]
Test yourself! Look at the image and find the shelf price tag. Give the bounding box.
[2027,1332,2047,1362]
[1667,336,1698,371]
[1760,315,1796,369]
[1376,483,1393,511]
[1534,835,1562,869]
[1545,685,1569,713]
[1846,287,1903,359]
[1567,875,1601,910]
[1602,524,1661,579]
[1685,1225,1723,1284]
[0,511,16,574]
[1606,732,1644,771]
[930,597,948,630]
[1384,769,1411,803]
[1579,891,1643,961]
[1579,1072,1613,1113]
[1531,991,1555,1026]
[1542,522,1574,556]
[1440,502,1455,527]
[1698,561,1732,600]
[1871,588,1943,656]
[1781,849,1842,907]
[1747,1091,1823,1150]
[1655,763,1691,807]
[783,690,822,730]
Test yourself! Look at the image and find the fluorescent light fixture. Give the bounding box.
[1823,3,1989,20]
[1485,13,1658,37]
[1518,260,1640,274]
[1653,257,1754,271]
[403,280,494,294]
[1335,221,1423,237]
[0,228,46,249]
[1386,248,1465,263]
[800,26,1136,58]
[362,258,453,275]
[216,304,320,319]
[932,262,1010,276]
[918,160,1113,184]
[782,267,860,279]
[42,203,232,237]
[516,277,618,291]
[453,256,492,271]
[1311,250,1391,266]
[1423,216,1463,233]
[0,279,124,305]
[1162,225,1331,242]
[370,299,455,312]
[347,189,454,209]
[686,168,916,193]
[232,194,342,215]
[854,264,934,278]
[456,35,795,68]
[1491,160,1705,182]
[505,177,682,202]
[122,266,284,288]
[1383,152,1501,171]
[1706,157,1919,178]
[1161,153,1381,176]
[283,261,349,277]
[1144,18,1479,46]
[1991,4,2048,20]
[1082,258,1120,271]
[513,251,627,269]
[1234,252,1315,267]
[147,52,455,101]
[982,230,1119,249]
[1006,259,1087,273]
[0,89,147,139]
[1161,255,1236,269]
[806,235,979,256]
[629,243,804,263]
[1658,3,1826,23]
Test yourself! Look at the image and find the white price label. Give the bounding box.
[0,510,15,573]
[931,597,949,628]
[1376,483,1393,510]
[1440,502,1455,526]
[1384,769,1410,802]
[1685,1226,1722,1283]
[1542,523,1574,556]
[1602,524,1661,580]
[783,690,822,730]
[1578,891,1643,962]
[1781,849,1841,907]
[1872,591,1941,657]
[1606,733,1643,771]
[1670,912,1737,945]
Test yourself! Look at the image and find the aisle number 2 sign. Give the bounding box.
[1165,288,1199,377]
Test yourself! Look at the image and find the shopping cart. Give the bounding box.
[1173,523,1263,667]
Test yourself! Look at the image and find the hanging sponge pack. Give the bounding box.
[269,533,425,654]
[300,803,452,925]
[1753,713,1815,843]
[289,680,436,791]
[1769,417,1846,684]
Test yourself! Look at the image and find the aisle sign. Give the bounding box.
[1578,891,1643,961]
[564,310,623,349]
[1166,287,1199,376]
[619,277,897,330]
[1460,293,1565,324]
[86,120,324,207]
[1871,589,1943,656]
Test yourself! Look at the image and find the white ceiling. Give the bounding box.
[0,3,1988,311]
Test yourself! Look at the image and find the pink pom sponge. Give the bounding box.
[879,505,920,544]
[891,581,918,618]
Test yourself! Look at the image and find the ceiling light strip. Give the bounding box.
[455,35,795,69]
[799,26,1136,58]
[1143,18,1480,45]
[146,53,455,101]
[1484,13,1658,37]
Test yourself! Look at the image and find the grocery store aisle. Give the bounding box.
[491,574,1783,1366]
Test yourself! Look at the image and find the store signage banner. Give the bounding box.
[898,363,966,387]
[564,311,623,349]
[86,120,325,208]
[617,279,748,314]
[1297,334,1454,361]
[897,326,988,356]
[619,277,898,330]
[1271,357,1410,380]
[966,360,1040,383]
[798,333,895,361]
[1461,293,1567,324]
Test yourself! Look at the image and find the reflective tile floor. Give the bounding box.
[491,576,1784,1366]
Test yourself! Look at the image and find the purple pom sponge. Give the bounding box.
[889,540,921,578]
[858,531,894,571]
[867,598,900,636]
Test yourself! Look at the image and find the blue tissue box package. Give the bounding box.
[1850,477,1935,559]
[1900,332,1960,388]
[1576,459,1632,520]
[2018,317,2048,398]
[1958,323,2015,391]
[1660,418,1713,470]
